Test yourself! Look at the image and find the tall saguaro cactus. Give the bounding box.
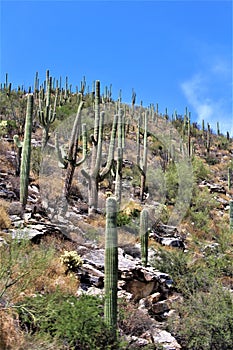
[228,167,232,191]
[20,94,34,209]
[140,208,149,267]
[115,108,124,205]
[104,197,118,339]
[82,80,117,215]
[230,200,233,231]
[137,109,148,201]
[38,70,57,149]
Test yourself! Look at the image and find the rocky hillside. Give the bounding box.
[0,75,233,350]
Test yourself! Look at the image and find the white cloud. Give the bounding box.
[181,69,232,136]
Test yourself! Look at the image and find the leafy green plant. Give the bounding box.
[150,248,215,297]
[0,234,55,303]
[192,156,210,182]
[17,292,117,349]
[187,186,218,234]
[170,284,233,350]
[165,162,178,204]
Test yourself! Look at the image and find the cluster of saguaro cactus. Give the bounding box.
[81,80,117,215]
[104,196,118,339]
[38,70,57,149]
[55,99,87,198]
[20,94,34,209]
[140,208,149,266]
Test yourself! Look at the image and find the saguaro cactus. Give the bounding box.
[115,108,124,205]
[229,200,233,230]
[137,109,148,201]
[104,197,118,339]
[38,70,57,149]
[55,100,87,198]
[20,94,34,209]
[228,167,232,191]
[81,80,117,215]
[140,208,149,267]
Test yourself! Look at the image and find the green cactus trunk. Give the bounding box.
[140,208,149,267]
[140,110,148,201]
[115,109,124,205]
[230,200,233,231]
[20,94,33,209]
[228,167,232,191]
[104,197,118,339]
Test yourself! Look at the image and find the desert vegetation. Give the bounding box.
[0,71,232,349]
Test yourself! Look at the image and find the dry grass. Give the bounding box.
[0,140,15,173]
[0,199,11,230]
[0,308,25,350]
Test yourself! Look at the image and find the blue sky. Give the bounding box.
[0,0,232,135]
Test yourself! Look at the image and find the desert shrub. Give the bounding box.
[164,162,178,204]
[118,298,153,337]
[0,235,56,303]
[31,146,42,177]
[192,156,210,182]
[17,292,117,349]
[0,200,11,230]
[205,155,220,165]
[0,308,25,350]
[150,248,216,297]
[170,284,233,350]
[117,211,131,227]
[187,186,218,234]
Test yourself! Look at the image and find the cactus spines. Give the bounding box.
[20,94,34,209]
[230,200,233,230]
[104,197,118,338]
[140,208,149,267]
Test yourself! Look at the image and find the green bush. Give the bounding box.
[192,156,210,182]
[0,235,55,303]
[17,292,118,349]
[170,285,233,350]
[31,146,42,177]
[187,186,218,233]
[150,248,215,297]
[165,163,178,204]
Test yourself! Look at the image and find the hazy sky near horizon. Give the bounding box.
[0,0,232,135]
